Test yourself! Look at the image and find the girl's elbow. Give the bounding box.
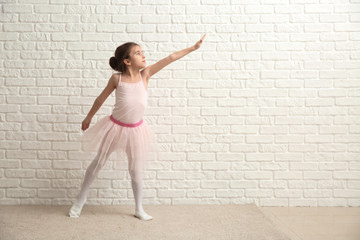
[95,97,104,105]
[169,54,176,62]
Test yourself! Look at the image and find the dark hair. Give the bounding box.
[109,42,139,73]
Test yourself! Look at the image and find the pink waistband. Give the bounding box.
[110,115,143,127]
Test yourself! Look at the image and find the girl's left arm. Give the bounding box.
[172,33,207,61]
[142,34,206,79]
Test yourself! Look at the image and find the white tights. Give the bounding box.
[72,141,151,219]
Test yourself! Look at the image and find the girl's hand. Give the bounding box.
[81,116,92,131]
[193,33,206,50]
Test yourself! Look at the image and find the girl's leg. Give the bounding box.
[126,144,152,221]
[69,139,113,218]
[76,151,103,205]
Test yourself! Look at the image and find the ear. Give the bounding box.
[124,59,131,66]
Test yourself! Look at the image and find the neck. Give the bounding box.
[123,68,140,80]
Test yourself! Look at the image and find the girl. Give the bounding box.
[69,34,206,221]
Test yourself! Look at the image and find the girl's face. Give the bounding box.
[129,45,146,69]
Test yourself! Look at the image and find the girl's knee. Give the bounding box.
[129,170,144,183]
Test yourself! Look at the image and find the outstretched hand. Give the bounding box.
[193,34,206,50]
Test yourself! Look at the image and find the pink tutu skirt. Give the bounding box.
[79,115,158,175]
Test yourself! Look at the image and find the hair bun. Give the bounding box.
[109,56,118,71]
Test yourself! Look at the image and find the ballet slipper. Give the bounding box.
[69,199,86,218]
[134,210,153,221]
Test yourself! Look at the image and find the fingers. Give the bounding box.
[81,122,88,131]
[198,34,206,45]
[200,33,206,41]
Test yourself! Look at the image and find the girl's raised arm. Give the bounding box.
[142,34,206,80]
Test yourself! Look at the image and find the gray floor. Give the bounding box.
[261,206,360,240]
[0,203,294,240]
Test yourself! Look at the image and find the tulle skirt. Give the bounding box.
[79,115,158,177]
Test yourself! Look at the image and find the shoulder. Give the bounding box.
[140,68,150,83]
[110,73,120,87]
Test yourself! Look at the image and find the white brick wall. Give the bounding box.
[1,0,359,207]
